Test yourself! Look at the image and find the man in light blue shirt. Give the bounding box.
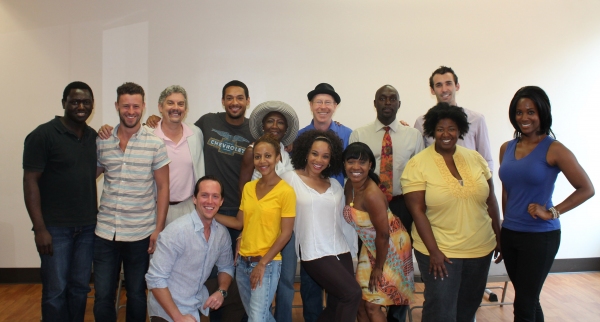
[146,176,234,322]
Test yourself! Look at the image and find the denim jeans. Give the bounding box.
[236,259,281,322]
[415,250,492,322]
[501,228,560,322]
[93,235,150,322]
[40,224,95,322]
[274,232,296,322]
[300,265,323,322]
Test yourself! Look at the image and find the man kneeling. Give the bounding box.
[146,176,234,322]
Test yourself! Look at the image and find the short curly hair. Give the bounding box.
[291,130,344,178]
[422,102,469,139]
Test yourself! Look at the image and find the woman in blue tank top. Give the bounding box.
[498,86,594,322]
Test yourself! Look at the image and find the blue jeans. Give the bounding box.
[501,228,560,322]
[93,235,150,322]
[274,232,296,322]
[415,250,492,322]
[300,265,323,322]
[236,259,281,322]
[40,224,95,322]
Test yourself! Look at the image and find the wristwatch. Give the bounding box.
[218,289,228,298]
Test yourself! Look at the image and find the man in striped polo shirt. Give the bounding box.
[94,82,170,322]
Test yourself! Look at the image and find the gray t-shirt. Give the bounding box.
[195,112,252,210]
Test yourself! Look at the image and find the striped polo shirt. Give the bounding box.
[96,124,170,242]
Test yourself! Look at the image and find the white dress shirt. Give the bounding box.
[350,118,425,196]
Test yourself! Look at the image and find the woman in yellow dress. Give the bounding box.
[342,142,414,322]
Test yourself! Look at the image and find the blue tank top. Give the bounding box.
[499,136,561,232]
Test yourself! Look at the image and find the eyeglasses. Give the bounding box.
[68,99,93,107]
[313,100,334,107]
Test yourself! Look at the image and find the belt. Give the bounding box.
[240,255,262,263]
[169,201,182,205]
[390,194,404,202]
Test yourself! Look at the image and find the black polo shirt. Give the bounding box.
[23,116,98,226]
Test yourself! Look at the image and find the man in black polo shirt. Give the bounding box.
[23,81,98,322]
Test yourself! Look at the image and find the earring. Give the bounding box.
[328,164,331,168]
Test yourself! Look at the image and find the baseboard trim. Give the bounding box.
[1,257,598,283]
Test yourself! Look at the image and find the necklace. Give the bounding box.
[350,188,354,207]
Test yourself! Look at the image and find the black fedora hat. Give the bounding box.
[307,83,341,104]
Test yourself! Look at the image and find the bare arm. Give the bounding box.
[215,210,244,230]
[486,179,503,263]
[96,166,104,178]
[146,115,162,128]
[23,171,52,255]
[151,288,197,322]
[529,141,595,219]
[149,165,170,254]
[250,217,294,290]
[404,190,451,278]
[238,145,255,194]
[499,142,509,214]
[97,124,114,140]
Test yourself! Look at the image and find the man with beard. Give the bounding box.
[94,82,170,322]
[146,80,252,321]
[349,85,423,322]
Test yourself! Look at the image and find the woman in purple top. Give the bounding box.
[498,86,594,322]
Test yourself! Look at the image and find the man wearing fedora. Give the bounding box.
[350,84,424,322]
[295,83,354,322]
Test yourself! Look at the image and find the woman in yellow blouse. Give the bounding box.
[216,134,296,322]
[401,103,501,322]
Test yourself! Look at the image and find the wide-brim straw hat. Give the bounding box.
[249,100,299,146]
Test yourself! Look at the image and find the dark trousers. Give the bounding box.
[415,250,493,322]
[40,225,95,322]
[387,196,412,322]
[501,228,561,322]
[300,265,323,322]
[93,235,150,322]
[301,253,362,322]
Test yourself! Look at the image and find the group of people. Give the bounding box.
[23,65,594,322]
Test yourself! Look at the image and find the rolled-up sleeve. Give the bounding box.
[146,228,182,289]
[215,227,234,277]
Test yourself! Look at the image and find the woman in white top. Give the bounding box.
[281,130,361,322]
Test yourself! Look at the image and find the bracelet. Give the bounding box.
[548,206,560,219]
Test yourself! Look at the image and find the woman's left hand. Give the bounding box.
[368,267,383,293]
[527,203,553,220]
[250,262,266,290]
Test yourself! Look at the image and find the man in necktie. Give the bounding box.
[349,84,424,322]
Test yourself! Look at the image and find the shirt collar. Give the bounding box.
[53,116,92,137]
[308,119,336,131]
[112,123,145,139]
[153,121,194,140]
[373,118,399,133]
[190,209,218,233]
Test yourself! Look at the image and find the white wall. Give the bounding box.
[1,0,599,268]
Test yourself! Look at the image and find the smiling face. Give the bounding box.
[430,72,460,106]
[434,118,459,153]
[158,92,186,125]
[262,111,288,142]
[116,94,145,129]
[253,141,280,177]
[374,86,400,125]
[305,140,331,176]
[344,156,372,183]
[310,94,338,125]
[222,86,249,120]
[63,89,94,124]
[515,98,541,136]
[193,179,224,222]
